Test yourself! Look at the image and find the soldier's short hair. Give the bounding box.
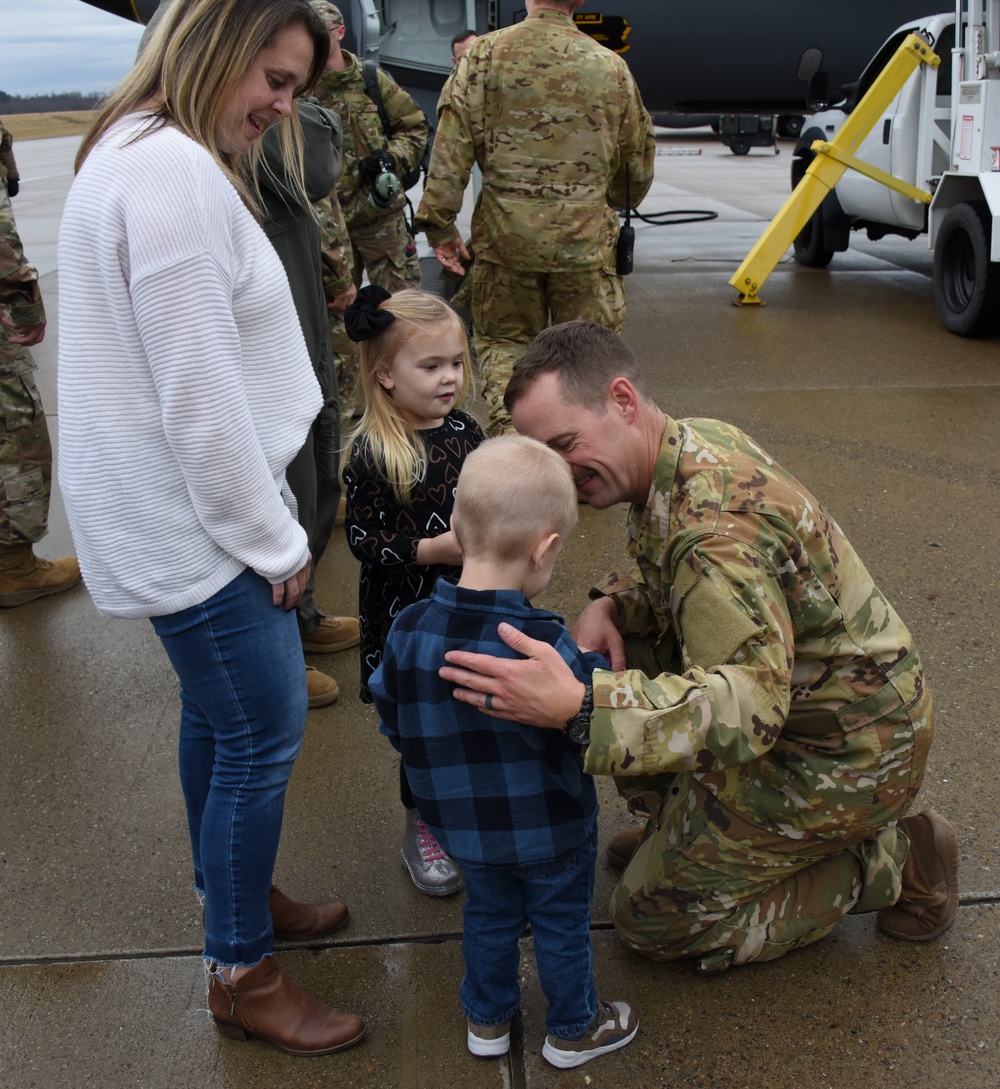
[310,1,344,28]
[453,435,578,563]
[504,320,652,416]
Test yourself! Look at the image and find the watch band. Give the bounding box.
[563,683,594,746]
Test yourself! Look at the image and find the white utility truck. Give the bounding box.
[733,2,1000,337]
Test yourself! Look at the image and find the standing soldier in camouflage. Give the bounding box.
[0,132,80,606]
[415,0,656,434]
[1,120,21,197]
[309,1,427,415]
[434,31,478,315]
[440,321,959,972]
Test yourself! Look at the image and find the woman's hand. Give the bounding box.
[439,623,587,730]
[571,596,626,670]
[272,555,311,610]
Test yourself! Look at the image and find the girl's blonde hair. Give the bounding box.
[75,0,329,215]
[344,289,473,505]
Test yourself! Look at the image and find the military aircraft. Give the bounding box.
[84,0,936,134]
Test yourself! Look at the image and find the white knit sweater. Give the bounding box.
[58,117,321,618]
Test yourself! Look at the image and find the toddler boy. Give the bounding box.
[370,435,637,1069]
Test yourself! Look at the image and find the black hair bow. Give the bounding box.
[344,284,395,342]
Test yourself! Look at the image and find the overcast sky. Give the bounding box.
[1,0,146,97]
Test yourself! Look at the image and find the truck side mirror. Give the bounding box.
[806,71,831,112]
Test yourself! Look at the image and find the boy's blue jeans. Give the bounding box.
[151,567,308,967]
[457,824,599,1039]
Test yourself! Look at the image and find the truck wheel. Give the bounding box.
[933,202,1000,336]
[793,208,835,268]
[731,139,750,155]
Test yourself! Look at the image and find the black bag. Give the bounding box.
[362,60,430,190]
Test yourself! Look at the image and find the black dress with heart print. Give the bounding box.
[343,409,485,702]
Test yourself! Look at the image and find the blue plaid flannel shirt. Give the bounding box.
[371,578,602,866]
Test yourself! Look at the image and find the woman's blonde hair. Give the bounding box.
[344,289,473,506]
[452,436,578,563]
[75,0,329,214]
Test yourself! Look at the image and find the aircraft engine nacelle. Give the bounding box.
[81,0,161,22]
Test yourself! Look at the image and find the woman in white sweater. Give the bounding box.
[57,0,365,1056]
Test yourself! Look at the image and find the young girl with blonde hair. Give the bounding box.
[342,285,484,897]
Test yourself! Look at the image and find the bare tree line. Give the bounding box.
[0,91,104,114]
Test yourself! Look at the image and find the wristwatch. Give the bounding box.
[563,683,594,747]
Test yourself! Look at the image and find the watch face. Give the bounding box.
[566,716,590,745]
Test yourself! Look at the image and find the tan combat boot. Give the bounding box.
[877,809,960,941]
[0,543,82,607]
[305,665,339,709]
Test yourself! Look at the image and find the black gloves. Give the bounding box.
[359,151,396,185]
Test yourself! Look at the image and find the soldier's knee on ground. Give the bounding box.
[608,873,696,963]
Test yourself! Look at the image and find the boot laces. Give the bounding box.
[415,818,446,862]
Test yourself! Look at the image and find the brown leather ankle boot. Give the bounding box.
[208,956,366,1056]
[269,884,349,941]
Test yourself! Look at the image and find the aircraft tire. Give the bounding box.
[933,201,1000,337]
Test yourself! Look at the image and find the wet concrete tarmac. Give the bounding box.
[2,130,997,1088]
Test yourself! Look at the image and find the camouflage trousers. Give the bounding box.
[608,638,932,972]
[328,212,421,417]
[0,350,51,545]
[471,259,625,435]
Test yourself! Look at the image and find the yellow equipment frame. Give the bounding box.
[729,33,940,305]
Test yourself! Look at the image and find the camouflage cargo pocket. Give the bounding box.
[0,465,48,543]
[0,370,43,431]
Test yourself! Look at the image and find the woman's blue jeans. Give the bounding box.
[458,825,599,1039]
[150,567,308,967]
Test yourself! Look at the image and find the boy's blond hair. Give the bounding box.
[453,436,578,563]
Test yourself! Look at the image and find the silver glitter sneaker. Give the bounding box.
[400,808,464,896]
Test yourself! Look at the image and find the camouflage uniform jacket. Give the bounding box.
[414,9,656,272]
[315,190,353,298]
[587,415,928,839]
[0,121,18,188]
[313,52,428,232]
[0,184,44,372]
